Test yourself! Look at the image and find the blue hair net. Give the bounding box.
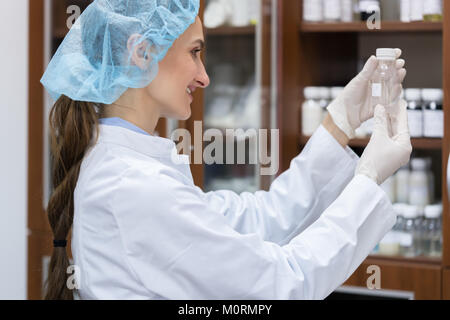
[41,0,200,104]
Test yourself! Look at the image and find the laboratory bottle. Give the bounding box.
[395,164,410,203]
[425,157,435,204]
[423,0,443,22]
[340,0,354,22]
[318,87,331,122]
[302,87,323,136]
[409,158,430,208]
[399,205,420,257]
[423,204,442,257]
[359,0,381,21]
[400,0,411,22]
[303,0,324,22]
[405,88,423,138]
[324,0,341,22]
[422,89,444,138]
[371,48,397,135]
[410,0,424,21]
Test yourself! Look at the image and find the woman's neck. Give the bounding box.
[102,88,160,135]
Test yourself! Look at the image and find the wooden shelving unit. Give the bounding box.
[280,0,449,299]
[300,135,443,150]
[300,21,443,33]
[205,25,256,36]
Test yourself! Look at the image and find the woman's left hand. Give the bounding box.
[327,48,406,139]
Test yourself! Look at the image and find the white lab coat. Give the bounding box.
[72,124,396,300]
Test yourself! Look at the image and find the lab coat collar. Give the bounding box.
[97,124,193,181]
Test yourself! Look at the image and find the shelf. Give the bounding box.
[205,26,256,36]
[299,135,442,150]
[367,254,442,266]
[300,21,443,33]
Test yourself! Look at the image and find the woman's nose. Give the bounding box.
[196,64,210,88]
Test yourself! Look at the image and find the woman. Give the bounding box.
[41,0,411,300]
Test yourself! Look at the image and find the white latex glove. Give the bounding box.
[356,100,412,185]
[327,49,407,139]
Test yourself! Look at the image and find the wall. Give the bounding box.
[0,0,29,299]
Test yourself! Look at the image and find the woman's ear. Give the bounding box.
[127,34,151,70]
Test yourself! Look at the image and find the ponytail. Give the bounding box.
[44,95,99,299]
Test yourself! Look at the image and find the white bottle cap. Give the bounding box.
[376,48,397,60]
[402,205,420,219]
[424,204,442,219]
[304,87,321,100]
[393,203,407,216]
[421,88,443,103]
[319,87,331,99]
[404,88,422,102]
[331,87,344,99]
[410,158,428,171]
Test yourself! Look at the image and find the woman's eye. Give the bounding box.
[191,49,202,57]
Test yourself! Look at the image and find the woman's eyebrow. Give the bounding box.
[191,39,205,49]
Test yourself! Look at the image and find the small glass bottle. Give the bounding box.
[302,87,323,136]
[371,48,397,135]
[404,88,423,138]
[395,165,410,204]
[423,0,443,22]
[409,158,430,208]
[422,89,444,138]
[399,205,420,257]
[423,204,443,257]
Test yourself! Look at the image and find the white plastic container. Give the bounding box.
[400,0,411,22]
[405,88,423,138]
[410,0,424,21]
[340,0,354,22]
[409,158,431,207]
[324,0,341,21]
[395,164,410,203]
[422,89,444,138]
[302,87,323,136]
[303,0,324,22]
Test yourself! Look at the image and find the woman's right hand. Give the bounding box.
[355,99,412,185]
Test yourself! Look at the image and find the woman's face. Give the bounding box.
[145,16,210,120]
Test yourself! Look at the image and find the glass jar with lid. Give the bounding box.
[422,88,444,138]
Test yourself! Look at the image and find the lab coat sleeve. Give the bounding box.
[202,125,360,245]
[111,168,396,300]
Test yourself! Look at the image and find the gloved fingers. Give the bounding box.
[396,59,405,69]
[391,83,403,102]
[373,104,389,137]
[391,99,410,138]
[395,68,407,83]
[395,48,402,59]
[359,55,379,81]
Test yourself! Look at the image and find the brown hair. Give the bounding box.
[44,95,99,299]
